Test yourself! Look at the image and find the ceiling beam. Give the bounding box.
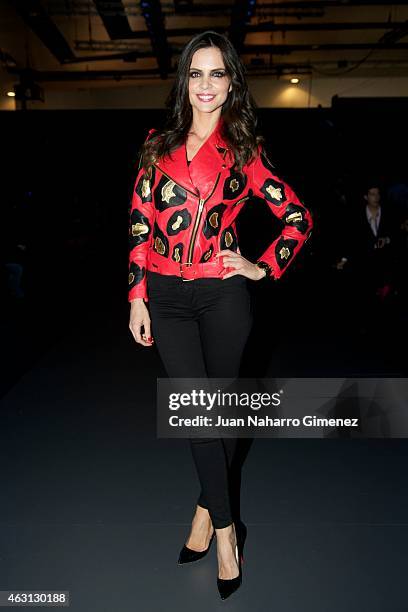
[93,0,133,39]
[58,40,408,65]
[63,50,155,64]
[182,0,408,9]
[258,0,408,7]
[242,42,408,54]
[7,66,163,81]
[229,0,256,55]
[71,21,408,42]
[8,58,408,82]
[43,0,408,15]
[7,41,405,72]
[248,21,408,33]
[140,0,171,79]
[8,0,76,63]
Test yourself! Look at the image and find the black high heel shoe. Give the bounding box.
[216,526,243,600]
[235,520,247,565]
[178,530,215,565]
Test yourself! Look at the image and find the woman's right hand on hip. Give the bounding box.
[129,299,155,346]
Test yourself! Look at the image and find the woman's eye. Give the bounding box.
[189,71,226,78]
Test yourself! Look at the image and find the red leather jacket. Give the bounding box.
[128,118,313,302]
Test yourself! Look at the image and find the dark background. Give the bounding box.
[1,100,407,395]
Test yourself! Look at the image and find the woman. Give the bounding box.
[128,31,313,599]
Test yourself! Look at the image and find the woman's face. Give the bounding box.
[188,46,232,116]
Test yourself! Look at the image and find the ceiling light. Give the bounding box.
[7,91,16,97]
[290,77,299,84]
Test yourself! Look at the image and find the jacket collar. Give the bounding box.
[154,116,232,199]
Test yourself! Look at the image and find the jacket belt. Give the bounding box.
[147,249,232,281]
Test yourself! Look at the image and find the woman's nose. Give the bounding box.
[200,75,210,89]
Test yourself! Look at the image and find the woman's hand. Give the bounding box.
[215,250,266,281]
[129,299,155,346]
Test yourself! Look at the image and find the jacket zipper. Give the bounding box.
[186,172,223,263]
[154,149,228,264]
[187,197,205,263]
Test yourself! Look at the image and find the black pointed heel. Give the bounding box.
[216,541,242,600]
[178,530,215,565]
[235,520,247,564]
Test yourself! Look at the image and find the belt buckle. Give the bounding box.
[179,262,196,282]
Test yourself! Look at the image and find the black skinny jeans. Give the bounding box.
[146,269,253,528]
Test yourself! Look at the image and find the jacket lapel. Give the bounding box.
[188,128,230,200]
[154,117,232,200]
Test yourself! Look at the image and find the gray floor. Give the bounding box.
[1,304,407,612]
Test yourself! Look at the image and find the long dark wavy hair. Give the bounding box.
[140,30,263,175]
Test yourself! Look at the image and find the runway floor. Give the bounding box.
[1,288,407,612]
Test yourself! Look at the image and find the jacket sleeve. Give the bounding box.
[248,146,313,279]
[128,130,156,303]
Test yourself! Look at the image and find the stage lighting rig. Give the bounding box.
[140,0,171,78]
